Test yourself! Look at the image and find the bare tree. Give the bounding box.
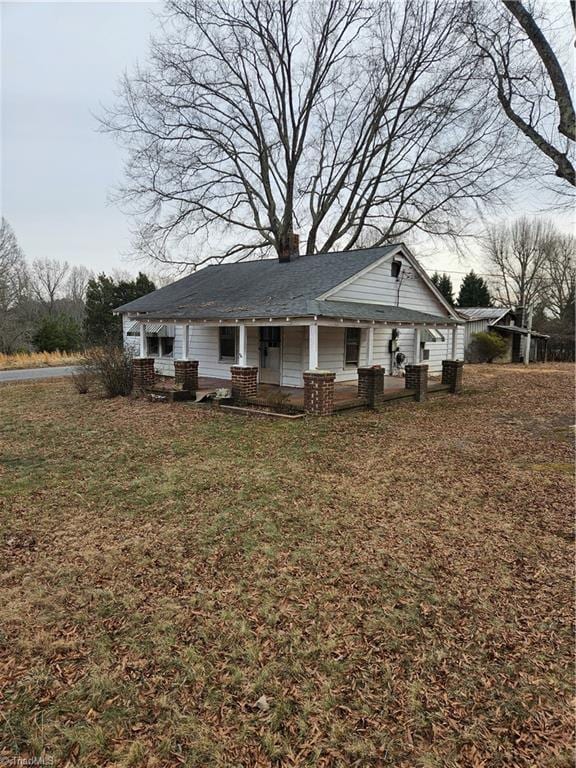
[483,217,554,309]
[103,0,517,269]
[30,258,70,314]
[0,218,28,313]
[542,232,575,320]
[464,0,575,187]
[0,218,31,353]
[65,265,93,304]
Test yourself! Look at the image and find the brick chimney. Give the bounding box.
[278,232,300,263]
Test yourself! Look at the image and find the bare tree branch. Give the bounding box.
[102,0,520,269]
[502,0,576,141]
[465,1,575,187]
[30,258,70,314]
[484,217,557,308]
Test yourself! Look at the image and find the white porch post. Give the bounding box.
[182,323,190,360]
[139,322,146,358]
[451,326,458,359]
[414,327,421,363]
[524,306,533,366]
[308,324,319,370]
[238,323,248,366]
[366,326,375,365]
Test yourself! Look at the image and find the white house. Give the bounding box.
[116,241,465,387]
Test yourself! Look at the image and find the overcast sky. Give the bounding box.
[2,1,573,287]
[2,1,159,276]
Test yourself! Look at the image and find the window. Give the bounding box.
[126,321,140,337]
[219,327,237,360]
[147,336,159,356]
[160,337,174,357]
[260,327,281,346]
[391,260,402,278]
[345,327,361,366]
[422,348,430,361]
[146,335,174,357]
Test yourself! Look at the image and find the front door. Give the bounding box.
[259,327,281,384]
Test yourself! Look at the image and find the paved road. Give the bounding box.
[0,366,79,382]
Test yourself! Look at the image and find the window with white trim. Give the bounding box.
[219,327,237,361]
[146,335,174,357]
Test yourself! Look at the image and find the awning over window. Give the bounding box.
[422,328,445,342]
[126,321,175,336]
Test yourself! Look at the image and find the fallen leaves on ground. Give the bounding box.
[0,364,573,767]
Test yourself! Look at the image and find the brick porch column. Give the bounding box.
[405,363,428,402]
[230,366,258,403]
[442,360,464,393]
[174,360,199,392]
[358,366,385,408]
[132,357,155,388]
[303,370,336,416]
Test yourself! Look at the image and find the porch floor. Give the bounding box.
[196,375,407,406]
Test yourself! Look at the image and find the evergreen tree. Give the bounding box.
[84,272,156,346]
[457,271,492,307]
[32,314,82,353]
[431,272,454,305]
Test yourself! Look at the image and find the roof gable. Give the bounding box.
[318,244,459,320]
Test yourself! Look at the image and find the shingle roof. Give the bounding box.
[115,244,459,325]
[115,246,399,317]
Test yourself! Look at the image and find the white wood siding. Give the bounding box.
[122,321,259,380]
[185,325,259,379]
[329,254,448,316]
[370,325,465,375]
[123,319,466,383]
[281,326,306,387]
[123,316,141,356]
[463,319,488,357]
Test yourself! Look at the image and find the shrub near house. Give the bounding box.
[471,331,508,362]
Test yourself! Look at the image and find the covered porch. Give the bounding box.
[127,315,462,382]
[127,314,464,415]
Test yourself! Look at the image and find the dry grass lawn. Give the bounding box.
[0,364,573,767]
[0,351,84,371]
